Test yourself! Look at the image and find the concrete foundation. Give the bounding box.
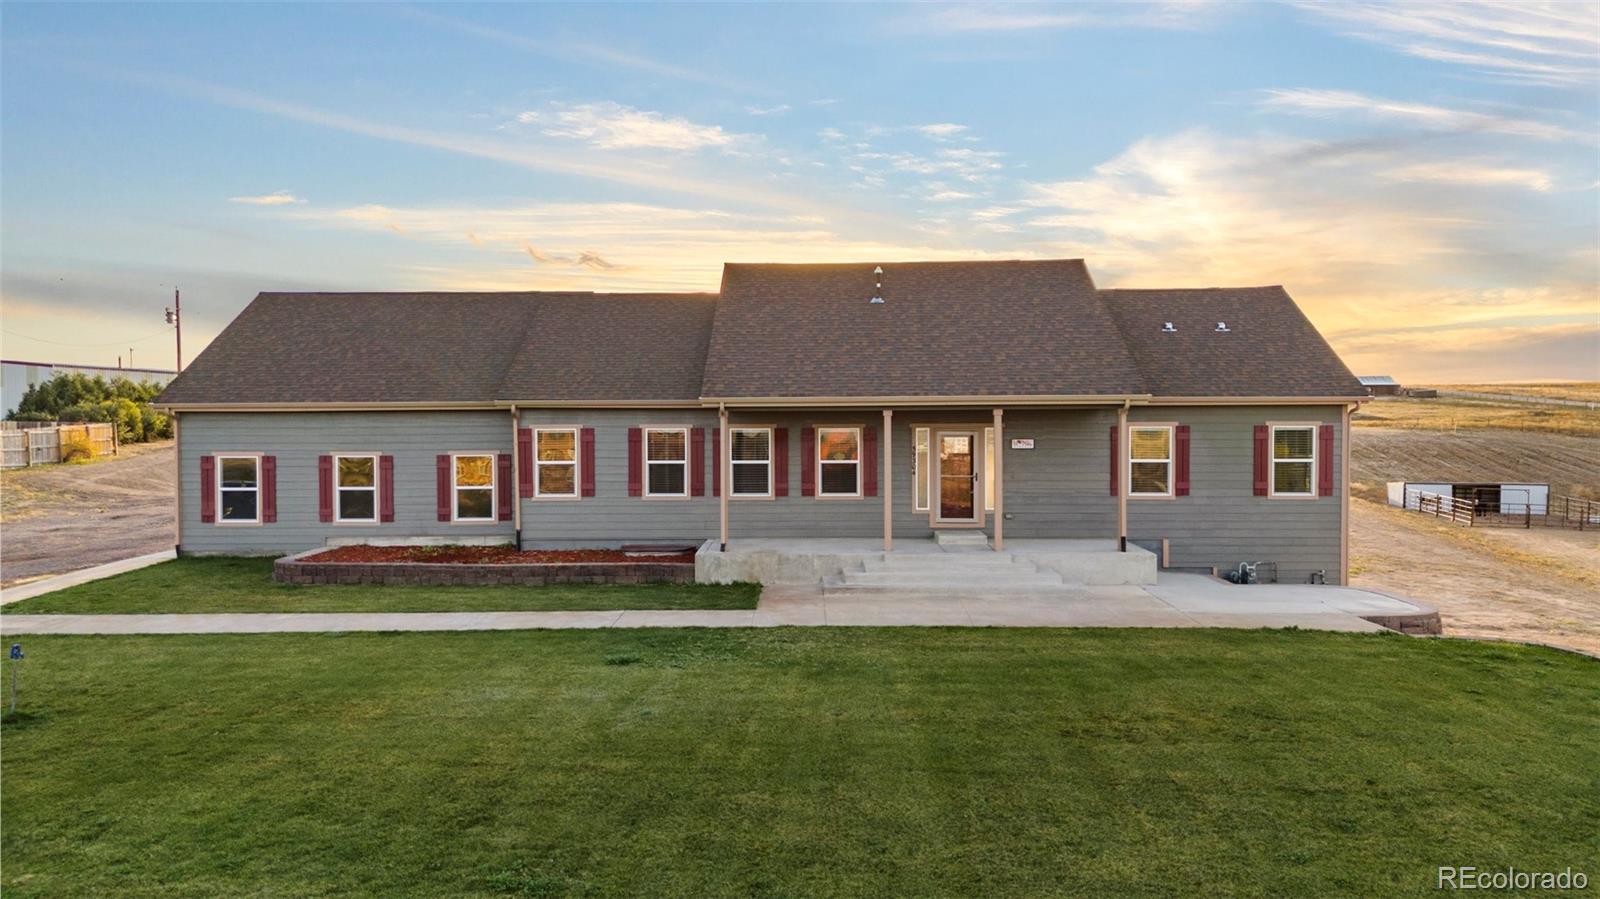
[696,537,1158,588]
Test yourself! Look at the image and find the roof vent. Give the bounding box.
[870,265,885,304]
[1215,321,1230,332]
[1161,321,1177,333]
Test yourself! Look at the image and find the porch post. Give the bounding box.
[719,404,730,551]
[1340,403,1352,585]
[1117,403,1128,552]
[882,409,893,552]
[991,407,1004,551]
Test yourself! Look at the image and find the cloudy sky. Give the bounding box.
[2,1,1596,381]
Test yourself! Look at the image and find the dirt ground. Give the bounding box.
[0,441,175,587]
[1351,499,1599,655]
[1351,425,1598,500]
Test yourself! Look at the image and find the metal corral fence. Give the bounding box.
[0,422,117,468]
[1405,487,1598,530]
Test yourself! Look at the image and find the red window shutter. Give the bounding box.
[261,455,278,523]
[1318,424,1335,497]
[1174,426,1191,497]
[1109,426,1119,497]
[863,425,879,497]
[379,455,395,522]
[580,428,596,497]
[517,428,534,498]
[800,427,816,496]
[773,427,789,497]
[497,453,513,521]
[627,427,643,497]
[690,427,706,496]
[199,455,216,523]
[1252,425,1269,496]
[711,428,721,497]
[436,455,451,521]
[317,455,334,523]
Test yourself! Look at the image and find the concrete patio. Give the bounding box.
[0,572,1437,634]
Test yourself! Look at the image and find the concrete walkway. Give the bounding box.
[0,573,1432,635]
[0,549,175,605]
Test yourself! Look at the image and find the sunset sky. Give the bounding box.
[2,2,1596,382]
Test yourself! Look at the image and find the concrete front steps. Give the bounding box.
[823,551,1079,595]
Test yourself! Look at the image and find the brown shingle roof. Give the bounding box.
[155,293,539,405]
[157,263,1364,406]
[701,260,1148,398]
[1100,286,1364,397]
[496,293,717,401]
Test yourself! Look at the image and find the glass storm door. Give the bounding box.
[937,432,977,522]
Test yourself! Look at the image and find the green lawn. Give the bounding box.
[2,629,1594,897]
[4,557,758,613]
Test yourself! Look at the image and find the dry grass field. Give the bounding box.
[1354,394,1598,437]
[1436,382,1600,403]
[1350,394,1599,654]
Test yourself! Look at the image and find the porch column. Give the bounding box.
[509,406,522,534]
[1117,403,1128,552]
[882,409,893,552]
[719,404,730,551]
[991,408,1004,551]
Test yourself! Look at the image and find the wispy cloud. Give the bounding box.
[106,68,830,215]
[1258,88,1587,142]
[1378,160,1553,192]
[278,200,1015,292]
[228,190,305,206]
[1020,127,1597,378]
[746,103,791,116]
[515,102,749,152]
[396,7,757,93]
[914,2,1219,33]
[915,122,969,139]
[1290,0,1600,87]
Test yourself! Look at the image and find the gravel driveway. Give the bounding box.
[1,441,175,587]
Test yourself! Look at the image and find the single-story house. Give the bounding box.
[154,259,1366,584]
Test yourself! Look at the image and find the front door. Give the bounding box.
[937,432,978,523]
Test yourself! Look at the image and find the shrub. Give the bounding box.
[141,405,172,440]
[57,402,110,423]
[60,433,95,463]
[109,397,144,443]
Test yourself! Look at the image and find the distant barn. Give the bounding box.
[1360,375,1401,396]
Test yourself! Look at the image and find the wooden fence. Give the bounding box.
[0,423,117,468]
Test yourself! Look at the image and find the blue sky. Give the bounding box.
[2,1,1596,381]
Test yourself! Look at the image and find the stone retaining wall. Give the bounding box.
[274,552,694,587]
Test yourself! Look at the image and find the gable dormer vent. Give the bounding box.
[1161,321,1177,333]
[1215,321,1230,332]
[870,265,885,304]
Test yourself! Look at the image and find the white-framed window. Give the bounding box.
[984,427,996,512]
[534,428,578,498]
[817,427,861,497]
[913,427,930,511]
[452,453,496,521]
[1129,426,1174,497]
[644,427,688,497]
[1271,425,1316,497]
[730,427,772,497]
[217,455,260,523]
[335,454,378,522]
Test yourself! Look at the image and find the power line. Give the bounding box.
[0,328,173,349]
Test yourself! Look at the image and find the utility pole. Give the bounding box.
[165,288,183,372]
[128,347,134,368]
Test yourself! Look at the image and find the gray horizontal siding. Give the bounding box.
[1125,405,1343,583]
[178,411,514,555]
[174,404,1343,581]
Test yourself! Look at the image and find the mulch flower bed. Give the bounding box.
[303,546,696,565]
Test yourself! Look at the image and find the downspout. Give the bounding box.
[1117,400,1129,552]
[509,405,522,546]
[172,411,183,555]
[719,403,730,552]
[991,407,1003,551]
[1340,402,1353,585]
